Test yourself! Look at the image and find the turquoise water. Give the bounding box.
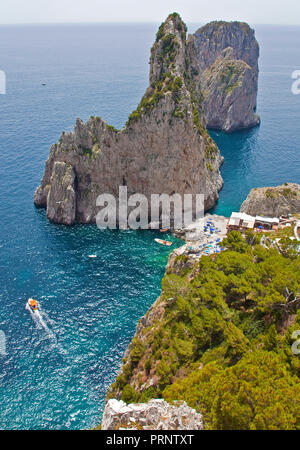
[0,218,179,429]
[0,23,299,429]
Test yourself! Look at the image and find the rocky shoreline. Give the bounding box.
[241,183,300,217]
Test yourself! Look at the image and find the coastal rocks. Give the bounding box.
[46,162,76,225]
[192,21,260,132]
[101,399,203,430]
[240,183,300,217]
[34,13,224,225]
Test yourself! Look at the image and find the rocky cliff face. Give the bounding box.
[240,183,300,217]
[101,399,203,430]
[46,162,76,225]
[34,13,224,225]
[191,21,260,132]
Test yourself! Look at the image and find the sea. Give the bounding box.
[0,22,299,429]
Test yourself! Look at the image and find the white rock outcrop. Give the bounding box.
[101,399,203,430]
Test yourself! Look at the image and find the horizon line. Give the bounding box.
[0,21,300,27]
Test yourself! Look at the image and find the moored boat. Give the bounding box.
[154,238,172,247]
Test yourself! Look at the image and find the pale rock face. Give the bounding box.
[240,183,300,217]
[46,162,76,225]
[34,13,224,225]
[192,21,260,132]
[101,399,203,430]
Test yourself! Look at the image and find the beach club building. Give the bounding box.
[227,212,279,232]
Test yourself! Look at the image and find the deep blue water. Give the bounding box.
[0,23,299,429]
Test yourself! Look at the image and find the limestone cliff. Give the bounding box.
[191,21,260,132]
[101,399,203,430]
[240,183,300,217]
[46,162,76,225]
[34,13,224,225]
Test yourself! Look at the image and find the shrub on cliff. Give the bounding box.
[121,384,138,404]
[114,232,300,429]
[163,351,300,430]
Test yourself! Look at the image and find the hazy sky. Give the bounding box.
[0,0,299,25]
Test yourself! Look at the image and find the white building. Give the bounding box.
[228,212,279,232]
[228,212,256,231]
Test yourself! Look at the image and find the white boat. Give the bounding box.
[154,238,172,247]
[88,255,97,258]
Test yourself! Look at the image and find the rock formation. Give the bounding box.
[34,13,225,225]
[101,399,203,430]
[46,162,76,225]
[240,183,300,217]
[35,14,261,225]
[191,21,260,132]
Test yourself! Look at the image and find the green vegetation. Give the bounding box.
[164,350,300,430]
[205,142,218,159]
[266,189,277,198]
[121,385,138,404]
[126,14,190,127]
[129,338,146,366]
[111,231,300,429]
[281,188,297,197]
[106,124,119,133]
[160,34,176,59]
[126,72,185,127]
[156,13,187,42]
[265,187,297,199]
[219,62,244,96]
[172,107,185,118]
[78,142,101,158]
[172,13,187,38]
[192,108,206,134]
[156,23,165,41]
[78,144,93,157]
[126,87,165,126]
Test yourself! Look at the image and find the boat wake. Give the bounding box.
[39,309,55,326]
[26,303,66,353]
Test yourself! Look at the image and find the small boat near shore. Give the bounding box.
[155,238,172,247]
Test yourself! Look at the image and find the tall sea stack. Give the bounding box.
[192,21,260,132]
[34,14,260,225]
[34,13,224,225]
